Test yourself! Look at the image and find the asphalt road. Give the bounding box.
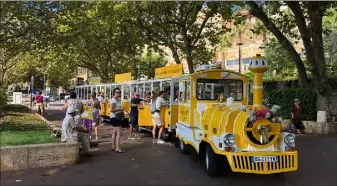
[1,103,337,185]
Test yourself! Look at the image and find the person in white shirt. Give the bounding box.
[109,88,125,153]
[61,92,91,157]
[152,91,168,144]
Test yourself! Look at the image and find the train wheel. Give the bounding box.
[179,139,188,154]
[205,144,221,177]
[161,129,170,142]
[174,137,180,148]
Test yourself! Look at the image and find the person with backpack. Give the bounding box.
[109,88,125,153]
[151,91,168,144]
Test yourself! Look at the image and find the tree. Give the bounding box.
[324,30,337,77]
[263,39,298,80]
[0,1,67,86]
[128,2,236,73]
[5,47,77,89]
[247,1,337,120]
[54,2,146,82]
[137,52,167,80]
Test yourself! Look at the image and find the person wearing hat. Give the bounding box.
[61,92,91,157]
[290,99,305,134]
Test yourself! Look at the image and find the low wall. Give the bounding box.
[282,120,337,134]
[1,142,79,172]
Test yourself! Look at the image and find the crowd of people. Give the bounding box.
[60,88,170,156]
[59,87,305,157]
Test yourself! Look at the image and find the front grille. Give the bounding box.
[231,154,296,173]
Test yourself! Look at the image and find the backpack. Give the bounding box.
[150,98,159,114]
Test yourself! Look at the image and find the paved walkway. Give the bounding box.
[2,102,336,185]
[26,102,150,145]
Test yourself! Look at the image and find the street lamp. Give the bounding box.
[236,33,243,74]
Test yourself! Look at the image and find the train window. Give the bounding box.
[145,82,152,99]
[179,80,185,102]
[196,79,243,101]
[173,81,179,102]
[153,81,160,96]
[162,80,171,101]
[105,86,110,99]
[186,80,191,102]
[131,84,137,95]
[197,83,203,99]
[123,84,131,100]
[137,83,144,98]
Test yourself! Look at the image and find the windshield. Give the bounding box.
[196,79,243,101]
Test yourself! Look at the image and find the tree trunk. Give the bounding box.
[185,45,194,74]
[247,2,308,87]
[306,2,332,120]
[172,49,181,65]
[0,68,6,87]
[168,44,181,65]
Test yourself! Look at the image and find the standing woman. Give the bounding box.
[91,92,101,140]
[109,88,125,153]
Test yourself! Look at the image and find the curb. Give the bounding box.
[1,105,79,172]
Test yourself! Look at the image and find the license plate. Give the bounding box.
[251,156,279,162]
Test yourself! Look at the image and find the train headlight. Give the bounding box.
[224,134,235,147]
[284,134,295,147]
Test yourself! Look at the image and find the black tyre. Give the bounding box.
[161,129,170,142]
[179,138,188,154]
[174,137,180,148]
[205,144,221,177]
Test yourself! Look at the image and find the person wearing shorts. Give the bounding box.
[152,91,168,144]
[109,88,125,153]
[91,92,101,140]
[128,92,142,140]
[35,92,45,116]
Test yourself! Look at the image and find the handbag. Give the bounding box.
[115,111,125,121]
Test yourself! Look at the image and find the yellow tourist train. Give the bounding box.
[75,55,298,176]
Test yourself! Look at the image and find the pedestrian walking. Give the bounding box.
[151,91,168,144]
[91,92,101,140]
[290,99,305,134]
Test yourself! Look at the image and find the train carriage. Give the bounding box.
[75,55,298,176]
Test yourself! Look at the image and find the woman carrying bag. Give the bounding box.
[109,88,125,153]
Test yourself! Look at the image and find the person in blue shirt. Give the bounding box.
[128,92,142,140]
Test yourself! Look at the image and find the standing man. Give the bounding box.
[128,92,142,140]
[151,91,168,144]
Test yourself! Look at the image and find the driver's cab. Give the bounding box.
[177,65,249,129]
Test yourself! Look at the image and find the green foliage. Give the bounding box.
[137,53,167,80]
[0,2,66,86]
[265,88,316,120]
[0,88,8,109]
[324,30,337,77]
[130,1,236,72]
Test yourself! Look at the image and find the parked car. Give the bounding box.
[45,94,59,102]
[60,93,70,100]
